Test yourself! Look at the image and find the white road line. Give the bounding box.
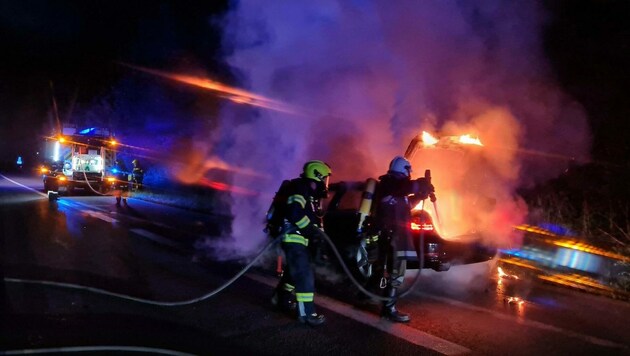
[246,273,471,356]
[0,174,47,198]
[416,291,628,350]
[130,228,179,248]
[85,210,119,224]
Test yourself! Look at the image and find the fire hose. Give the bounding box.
[3,219,427,306]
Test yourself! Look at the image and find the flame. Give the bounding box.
[458,134,483,146]
[422,131,439,146]
[505,296,525,305]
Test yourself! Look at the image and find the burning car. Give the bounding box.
[321,130,498,281]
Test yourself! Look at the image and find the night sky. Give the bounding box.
[0,0,230,168]
[1,0,628,171]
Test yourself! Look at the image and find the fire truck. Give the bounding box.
[40,125,118,195]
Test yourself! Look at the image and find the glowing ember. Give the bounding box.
[497,266,519,280]
[505,296,525,305]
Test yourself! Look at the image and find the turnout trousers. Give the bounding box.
[277,237,316,317]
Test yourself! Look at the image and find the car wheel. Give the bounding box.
[437,262,451,272]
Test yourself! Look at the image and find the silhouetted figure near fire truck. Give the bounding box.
[112,160,129,206]
[367,156,434,323]
[130,159,144,191]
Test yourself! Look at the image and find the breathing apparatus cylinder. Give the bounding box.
[357,178,377,232]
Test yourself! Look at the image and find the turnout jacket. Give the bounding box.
[374,172,423,260]
[284,177,323,244]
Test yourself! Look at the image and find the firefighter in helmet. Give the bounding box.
[367,156,434,322]
[112,159,129,206]
[130,159,144,191]
[271,160,332,326]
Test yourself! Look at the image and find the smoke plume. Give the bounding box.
[207,1,590,257]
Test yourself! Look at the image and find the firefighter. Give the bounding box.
[112,160,129,206]
[368,156,434,322]
[271,160,332,326]
[130,159,144,191]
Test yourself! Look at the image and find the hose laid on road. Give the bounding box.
[4,236,281,306]
[0,345,194,355]
[80,170,111,196]
[3,226,424,305]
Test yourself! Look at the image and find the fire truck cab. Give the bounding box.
[40,126,118,195]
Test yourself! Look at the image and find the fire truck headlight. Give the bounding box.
[40,167,49,174]
[106,177,116,183]
[58,176,67,182]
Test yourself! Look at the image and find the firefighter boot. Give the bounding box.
[298,312,326,326]
[381,287,410,323]
[297,301,325,326]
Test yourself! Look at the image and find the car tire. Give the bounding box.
[437,263,451,272]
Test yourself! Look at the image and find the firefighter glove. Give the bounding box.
[415,177,435,200]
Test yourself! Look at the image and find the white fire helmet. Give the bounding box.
[388,156,412,177]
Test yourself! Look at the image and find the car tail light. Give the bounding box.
[410,220,434,231]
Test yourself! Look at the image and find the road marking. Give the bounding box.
[84,210,119,223]
[0,174,47,198]
[416,291,628,350]
[130,228,179,248]
[246,273,471,356]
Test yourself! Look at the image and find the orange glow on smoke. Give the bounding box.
[120,63,300,115]
[198,178,259,196]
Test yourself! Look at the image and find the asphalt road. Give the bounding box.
[1,173,629,355]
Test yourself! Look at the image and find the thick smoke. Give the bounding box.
[206,1,590,258]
